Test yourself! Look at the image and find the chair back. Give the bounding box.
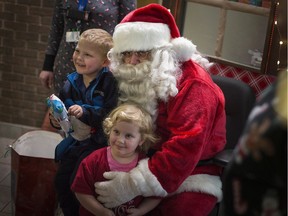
[208,75,256,216]
[212,75,256,150]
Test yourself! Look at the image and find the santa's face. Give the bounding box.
[108,48,180,118]
[121,51,152,65]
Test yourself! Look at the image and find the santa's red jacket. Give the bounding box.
[135,59,226,202]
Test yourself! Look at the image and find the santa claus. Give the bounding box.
[95,3,226,215]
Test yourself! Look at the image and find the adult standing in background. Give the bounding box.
[39,0,136,94]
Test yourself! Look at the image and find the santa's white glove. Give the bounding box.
[95,159,167,208]
[95,171,141,208]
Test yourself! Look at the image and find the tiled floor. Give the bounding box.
[0,137,14,216]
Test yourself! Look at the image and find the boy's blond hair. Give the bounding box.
[79,28,113,58]
[103,103,158,153]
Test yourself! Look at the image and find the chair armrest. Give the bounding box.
[212,149,233,167]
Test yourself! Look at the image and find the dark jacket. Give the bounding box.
[55,67,118,161]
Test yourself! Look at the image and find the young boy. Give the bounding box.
[49,28,118,215]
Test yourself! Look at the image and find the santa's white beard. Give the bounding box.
[109,49,180,120]
[111,61,158,118]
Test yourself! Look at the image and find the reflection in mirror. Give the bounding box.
[182,1,270,72]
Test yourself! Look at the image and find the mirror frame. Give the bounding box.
[162,0,281,75]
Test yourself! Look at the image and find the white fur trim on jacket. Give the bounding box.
[131,159,223,201]
[175,174,223,202]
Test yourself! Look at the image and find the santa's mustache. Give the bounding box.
[111,61,152,83]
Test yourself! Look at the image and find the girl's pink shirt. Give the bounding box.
[107,146,139,172]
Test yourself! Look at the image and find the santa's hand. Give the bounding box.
[95,171,141,208]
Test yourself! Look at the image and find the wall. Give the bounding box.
[0,0,54,127]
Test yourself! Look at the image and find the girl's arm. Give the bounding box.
[75,193,115,216]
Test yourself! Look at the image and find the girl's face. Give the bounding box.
[73,40,107,79]
[109,121,144,159]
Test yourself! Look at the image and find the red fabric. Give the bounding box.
[71,148,145,216]
[148,192,217,216]
[150,60,226,193]
[121,4,180,38]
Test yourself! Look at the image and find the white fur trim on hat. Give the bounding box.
[113,22,171,53]
[113,21,212,68]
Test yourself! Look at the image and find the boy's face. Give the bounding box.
[73,39,107,78]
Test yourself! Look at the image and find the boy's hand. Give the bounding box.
[68,105,83,118]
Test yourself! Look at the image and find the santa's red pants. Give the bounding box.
[148,191,217,216]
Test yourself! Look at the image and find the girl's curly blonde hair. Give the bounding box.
[103,103,158,153]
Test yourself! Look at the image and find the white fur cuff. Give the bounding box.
[175,174,223,202]
[130,158,168,197]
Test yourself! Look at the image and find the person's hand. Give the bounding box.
[49,112,60,128]
[75,193,116,216]
[39,70,54,89]
[126,208,144,216]
[68,105,83,118]
[95,171,141,208]
[91,207,115,216]
[97,208,115,216]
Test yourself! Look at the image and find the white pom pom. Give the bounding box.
[171,37,213,69]
[171,37,196,62]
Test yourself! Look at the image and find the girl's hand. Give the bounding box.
[126,208,144,216]
[68,105,83,118]
[100,208,115,216]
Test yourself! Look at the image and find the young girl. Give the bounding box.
[71,103,161,216]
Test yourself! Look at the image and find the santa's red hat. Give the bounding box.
[112,3,197,62]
